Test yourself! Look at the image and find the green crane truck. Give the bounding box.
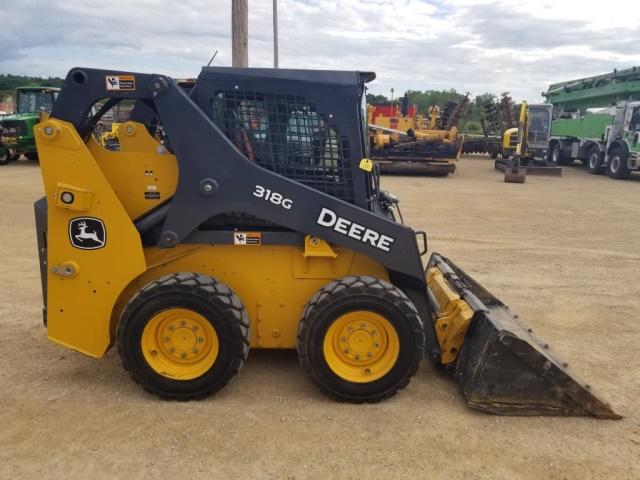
[543,66,640,180]
[0,86,59,165]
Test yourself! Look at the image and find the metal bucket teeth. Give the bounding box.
[426,253,621,419]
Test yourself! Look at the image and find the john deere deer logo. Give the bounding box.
[69,217,106,250]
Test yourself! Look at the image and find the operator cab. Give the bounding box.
[16,87,59,115]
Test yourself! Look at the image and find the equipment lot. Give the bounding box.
[1,156,638,479]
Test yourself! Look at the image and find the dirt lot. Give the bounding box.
[1,156,639,479]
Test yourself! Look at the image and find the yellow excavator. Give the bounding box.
[32,66,618,417]
[498,102,561,180]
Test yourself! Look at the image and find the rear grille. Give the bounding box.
[1,120,26,137]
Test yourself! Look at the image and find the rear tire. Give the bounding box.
[587,146,604,174]
[297,276,424,403]
[117,273,250,399]
[607,147,630,180]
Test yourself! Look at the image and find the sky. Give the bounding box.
[3,0,640,102]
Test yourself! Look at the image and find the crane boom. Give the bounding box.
[543,66,640,109]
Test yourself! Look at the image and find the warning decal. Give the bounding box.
[105,75,136,91]
[233,232,261,245]
[144,191,161,200]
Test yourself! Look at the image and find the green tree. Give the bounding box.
[366,93,389,104]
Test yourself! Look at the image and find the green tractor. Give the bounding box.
[0,86,59,165]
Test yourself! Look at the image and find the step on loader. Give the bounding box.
[33,67,619,418]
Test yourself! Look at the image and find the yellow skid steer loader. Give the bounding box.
[33,67,619,418]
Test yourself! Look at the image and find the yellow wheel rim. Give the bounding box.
[141,308,219,380]
[323,311,400,383]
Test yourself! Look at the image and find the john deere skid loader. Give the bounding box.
[33,67,619,417]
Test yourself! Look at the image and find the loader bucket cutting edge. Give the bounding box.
[426,253,621,419]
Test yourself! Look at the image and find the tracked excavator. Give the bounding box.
[33,66,619,417]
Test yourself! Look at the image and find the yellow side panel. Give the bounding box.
[124,244,389,349]
[35,120,147,358]
[88,121,178,220]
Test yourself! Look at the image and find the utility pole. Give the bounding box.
[232,0,248,68]
[273,0,279,68]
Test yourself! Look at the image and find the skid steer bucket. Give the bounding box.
[426,253,621,419]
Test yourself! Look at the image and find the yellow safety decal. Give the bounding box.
[359,158,373,172]
[105,75,135,91]
[233,232,261,245]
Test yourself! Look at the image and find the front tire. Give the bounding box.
[117,273,250,399]
[297,276,424,403]
[0,148,9,165]
[607,147,630,180]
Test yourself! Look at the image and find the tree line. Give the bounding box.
[0,74,65,104]
[1,74,495,134]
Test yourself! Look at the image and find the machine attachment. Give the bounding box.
[426,253,621,419]
[503,161,526,183]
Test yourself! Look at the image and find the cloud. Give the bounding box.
[2,0,640,102]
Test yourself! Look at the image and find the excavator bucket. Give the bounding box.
[504,166,526,183]
[426,253,621,419]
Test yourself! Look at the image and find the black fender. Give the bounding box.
[606,139,630,158]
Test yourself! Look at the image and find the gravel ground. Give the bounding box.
[1,156,639,479]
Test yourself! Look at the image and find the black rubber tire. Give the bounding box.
[0,148,8,165]
[117,272,250,400]
[607,147,631,180]
[550,142,572,166]
[297,276,424,403]
[586,145,604,174]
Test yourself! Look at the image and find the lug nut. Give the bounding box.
[168,325,174,331]
[180,320,186,326]
[193,349,199,354]
[198,337,204,343]
[192,325,199,331]
[181,353,187,359]
[168,347,175,353]
[163,336,169,342]
[340,337,346,342]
